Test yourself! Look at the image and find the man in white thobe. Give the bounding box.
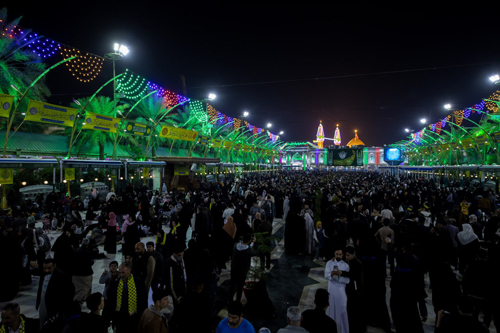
[325,248,350,333]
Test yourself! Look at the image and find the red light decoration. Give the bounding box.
[162,90,179,108]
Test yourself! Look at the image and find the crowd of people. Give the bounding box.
[0,170,499,332]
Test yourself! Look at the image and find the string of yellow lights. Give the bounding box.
[60,46,104,83]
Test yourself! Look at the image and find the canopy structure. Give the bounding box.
[0,158,59,168]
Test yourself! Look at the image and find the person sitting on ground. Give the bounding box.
[435,294,489,332]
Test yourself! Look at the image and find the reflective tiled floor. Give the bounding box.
[2,218,496,333]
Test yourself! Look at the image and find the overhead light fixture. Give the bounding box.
[489,74,500,84]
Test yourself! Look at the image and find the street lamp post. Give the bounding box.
[104,43,129,149]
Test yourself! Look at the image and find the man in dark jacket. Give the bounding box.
[146,241,164,291]
[169,278,211,333]
[228,233,257,303]
[75,292,107,333]
[37,258,75,329]
[163,245,187,306]
[301,288,337,333]
[72,238,94,303]
[345,246,366,333]
[132,242,155,293]
[108,263,148,333]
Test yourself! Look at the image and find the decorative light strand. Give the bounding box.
[190,100,208,123]
[61,46,104,83]
[161,90,179,108]
[486,90,500,113]
[453,110,464,126]
[234,118,241,130]
[25,35,60,59]
[1,22,23,38]
[148,82,165,97]
[207,104,218,122]
[116,69,149,99]
[463,108,471,118]
[436,121,442,135]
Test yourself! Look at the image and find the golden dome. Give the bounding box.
[347,131,365,147]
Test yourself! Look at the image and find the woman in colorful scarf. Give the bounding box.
[104,212,117,254]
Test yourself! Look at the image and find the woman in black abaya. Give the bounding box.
[284,200,305,254]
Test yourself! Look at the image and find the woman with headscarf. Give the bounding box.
[304,213,315,255]
[284,200,305,255]
[104,212,117,254]
[121,214,140,256]
[283,195,290,220]
[457,223,480,274]
[164,219,183,259]
[52,229,75,273]
[155,229,167,257]
[34,227,51,269]
[223,216,237,239]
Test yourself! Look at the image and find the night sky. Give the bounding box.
[6,4,500,146]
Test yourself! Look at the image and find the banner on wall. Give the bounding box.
[25,99,78,127]
[0,94,14,118]
[461,139,473,148]
[64,168,75,181]
[328,148,363,166]
[223,141,233,149]
[125,121,152,136]
[0,169,13,184]
[83,112,121,133]
[174,164,189,176]
[142,167,149,178]
[211,139,222,148]
[475,134,490,147]
[159,125,198,141]
[198,135,209,145]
